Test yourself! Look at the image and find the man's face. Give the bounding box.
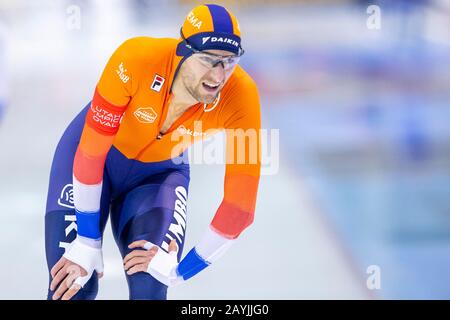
[179,50,237,104]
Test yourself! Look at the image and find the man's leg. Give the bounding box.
[110,170,190,300]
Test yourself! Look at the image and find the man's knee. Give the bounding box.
[127,272,167,300]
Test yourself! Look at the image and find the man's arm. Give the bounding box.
[177,76,261,281]
[50,38,139,300]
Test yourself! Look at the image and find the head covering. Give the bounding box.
[176,4,243,57]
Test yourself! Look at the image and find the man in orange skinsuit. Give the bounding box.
[45,4,261,300]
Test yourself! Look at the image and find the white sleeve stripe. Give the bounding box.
[195,226,235,263]
[73,175,103,213]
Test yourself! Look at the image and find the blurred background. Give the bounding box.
[0,0,449,299]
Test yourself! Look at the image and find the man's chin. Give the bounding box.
[190,85,221,104]
[202,96,217,104]
[197,93,219,104]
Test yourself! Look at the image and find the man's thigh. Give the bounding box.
[110,170,190,300]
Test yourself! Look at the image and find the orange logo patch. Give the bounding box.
[134,107,158,123]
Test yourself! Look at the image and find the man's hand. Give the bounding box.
[124,239,183,286]
[50,257,103,300]
[123,240,159,275]
[50,237,104,300]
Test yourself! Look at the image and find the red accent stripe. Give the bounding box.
[73,148,106,185]
[210,201,254,239]
[86,88,127,135]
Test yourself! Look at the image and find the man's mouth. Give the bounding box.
[202,81,220,92]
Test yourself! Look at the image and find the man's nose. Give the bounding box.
[208,62,225,82]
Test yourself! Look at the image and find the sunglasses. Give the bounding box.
[181,31,245,71]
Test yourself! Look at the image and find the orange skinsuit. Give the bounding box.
[75,35,261,240]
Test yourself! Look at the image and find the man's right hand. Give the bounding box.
[50,237,104,300]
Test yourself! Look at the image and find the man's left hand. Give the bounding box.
[124,239,183,287]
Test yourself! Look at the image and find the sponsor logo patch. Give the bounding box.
[202,37,239,47]
[116,62,130,83]
[177,125,207,137]
[187,11,202,29]
[161,186,188,252]
[58,184,74,209]
[89,104,123,130]
[150,74,165,92]
[134,107,157,123]
[202,36,210,45]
